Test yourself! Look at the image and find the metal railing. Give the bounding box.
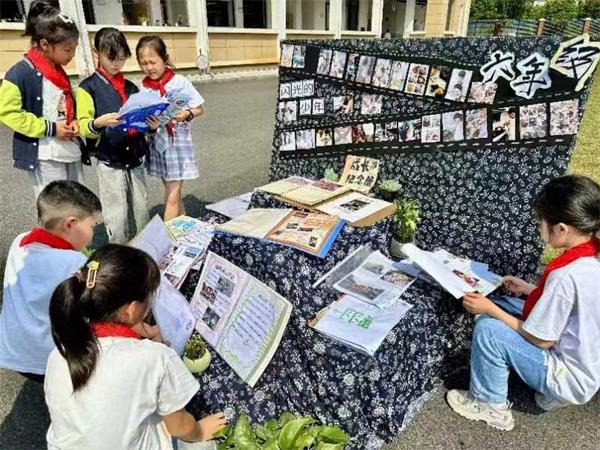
[468,18,600,39]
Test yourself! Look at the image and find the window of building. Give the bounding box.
[0,0,26,22]
[207,0,270,28]
[286,0,330,31]
[85,0,188,27]
[343,0,372,31]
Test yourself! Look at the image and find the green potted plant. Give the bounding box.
[390,197,420,258]
[182,332,211,374]
[323,168,339,182]
[138,15,148,26]
[377,179,401,202]
[215,411,349,449]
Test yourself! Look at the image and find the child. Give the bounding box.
[77,27,152,243]
[136,35,205,221]
[0,1,84,196]
[0,181,101,381]
[447,175,600,431]
[45,244,227,449]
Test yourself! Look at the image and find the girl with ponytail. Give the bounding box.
[45,244,226,450]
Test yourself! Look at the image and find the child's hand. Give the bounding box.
[174,110,192,123]
[55,121,78,140]
[503,275,535,295]
[93,113,122,129]
[146,116,161,130]
[198,412,228,441]
[462,292,494,315]
[69,120,79,135]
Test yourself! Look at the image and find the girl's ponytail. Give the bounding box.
[49,273,99,391]
[24,0,59,37]
[24,0,78,45]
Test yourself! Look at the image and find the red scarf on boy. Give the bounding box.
[20,227,74,250]
[142,68,176,138]
[522,237,600,320]
[97,67,127,104]
[91,322,140,339]
[26,48,75,124]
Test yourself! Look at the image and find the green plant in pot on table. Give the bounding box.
[377,179,401,202]
[390,197,420,258]
[183,332,212,374]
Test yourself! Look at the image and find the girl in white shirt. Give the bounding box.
[45,244,226,450]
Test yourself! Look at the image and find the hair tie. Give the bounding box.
[58,13,74,24]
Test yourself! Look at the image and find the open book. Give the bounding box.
[189,252,293,387]
[399,243,503,298]
[216,209,345,258]
[315,192,395,227]
[258,178,351,206]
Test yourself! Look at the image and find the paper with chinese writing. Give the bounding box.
[189,252,292,386]
[339,155,380,193]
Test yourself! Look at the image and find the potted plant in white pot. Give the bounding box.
[390,197,420,258]
[378,179,401,202]
[182,332,211,374]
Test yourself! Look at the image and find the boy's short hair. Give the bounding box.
[94,27,132,60]
[37,181,102,230]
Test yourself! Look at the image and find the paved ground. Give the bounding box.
[0,77,598,449]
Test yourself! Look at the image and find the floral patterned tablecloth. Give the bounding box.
[180,192,473,449]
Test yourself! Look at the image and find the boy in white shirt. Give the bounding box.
[0,180,101,381]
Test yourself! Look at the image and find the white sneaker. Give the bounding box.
[535,391,568,412]
[446,389,515,431]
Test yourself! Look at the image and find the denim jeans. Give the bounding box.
[469,296,552,404]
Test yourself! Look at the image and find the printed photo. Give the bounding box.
[361,94,383,115]
[465,108,488,140]
[312,98,325,115]
[352,124,367,143]
[215,275,235,297]
[296,129,316,150]
[453,269,479,288]
[425,66,450,97]
[201,307,221,330]
[334,126,353,145]
[313,180,343,191]
[442,111,464,142]
[385,121,399,141]
[398,119,421,142]
[389,61,409,91]
[381,270,413,286]
[468,81,497,104]
[329,50,347,78]
[404,63,429,96]
[279,131,296,151]
[280,44,293,67]
[444,69,473,102]
[317,48,333,75]
[375,123,394,142]
[362,260,386,275]
[520,103,547,139]
[345,53,360,81]
[340,198,371,213]
[356,55,376,84]
[200,282,216,303]
[298,99,312,116]
[363,123,375,142]
[333,95,354,115]
[278,101,297,123]
[421,114,441,143]
[292,45,306,68]
[492,107,517,142]
[337,274,385,301]
[550,99,579,136]
[372,58,392,88]
[316,128,333,147]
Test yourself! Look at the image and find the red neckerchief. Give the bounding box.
[97,68,127,104]
[91,321,140,339]
[20,227,75,250]
[522,237,600,319]
[142,68,176,138]
[26,48,75,124]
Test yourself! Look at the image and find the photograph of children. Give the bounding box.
[340,198,371,213]
[316,128,333,147]
[351,124,366,143]
[298,99,312,116]
[215,275,235,297]
[444,69,473,102]
[550,99,579,136]
[389,61,409,91]
[385,121,399,141]
[372,58,392,88]
[468,81,497,104]
[425,66,450,97]
[465,108,488,140]
[421,114,441,143]
[312,98,325,115]
[452,269,479,288]
[292,45,306,68]
[404,63,429,96]
[317,48,333,75]
[278,101,297,123]
[337,274,385,301]
[200,283,216,303]
[280,44,293,67]
[356,55,376,84]
[329,50,347,78]
[398,119,421,142]
[442,111,464,142]
[345,53,360,81]
[375,123,394,142]
[519,103,547,139]
[361,94,383,115]
[492,107,517,142]
[201,308,221,330]
[296,129,316,149]
[333,95,354,115]
[334,126,353,145]
[279,131,296,151]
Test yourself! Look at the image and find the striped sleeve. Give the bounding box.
[0,79,51,138]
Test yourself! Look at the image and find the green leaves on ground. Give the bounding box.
[216,412,348,449]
